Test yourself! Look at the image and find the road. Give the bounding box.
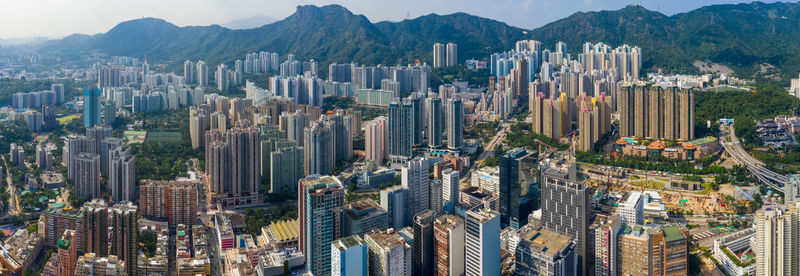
[469,123,509,172]
[720,126,786,191]
[1,156,20,216]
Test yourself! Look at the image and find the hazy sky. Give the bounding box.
[0,0,781,38]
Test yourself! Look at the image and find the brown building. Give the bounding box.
[616,137,720,161]
[619,84,694,141]
[139,180,199,226]
[616,224,688,276]
[434,214,465,276]
[56,230,78,276]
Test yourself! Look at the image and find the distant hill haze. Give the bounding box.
[41,2,800,77]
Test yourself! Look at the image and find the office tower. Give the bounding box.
[57,230,78,276]
[618,192,644,225]
[593,215,621,276]
[343,199,388,237]
[184,60,195,83]
[75,253,126,275]
[298,175,345,276]
[83,199,108,257]
[433,43,446,68]
[109,202,138,276]
[74,153,100,198]
[380,186,409,230]
[197,61,208,86]
[429,179,443,216]
[365,229,412,276]
[465,208,500,276]
[499,148,538,229]
[413,210,435,276]
[403,157,430,225]
[434,215,465,276]
[304,120,335,175]
[109,146,135,203]
[331,235,368,276]
[281,110,310,147]
[84,88,102,128]
[442,169,459,208]
[515,226,577,276]
[426,96,443,148]
[226,124,261,197]
[409,94,425,146]
[139,180,199,226]
[445,98,463,150]
[365,117,388,164]
[270,146,304,194]
[541,168,590,275]
[388,101,413,161]
[755,204,800,276]
[446,43,458,67]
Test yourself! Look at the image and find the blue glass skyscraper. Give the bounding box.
[84,88,102,128]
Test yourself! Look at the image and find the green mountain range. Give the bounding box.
[41,2,800,77]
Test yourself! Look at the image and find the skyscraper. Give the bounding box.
[84,88,102,128]
[426,96,443,148]
[197,61,209,86]
[109,201,138,276]
[515,226,577,275]
[109,146,135,203]
[433,43,446,68]
[281,110,310,147]
[270,146,304,194]
[434,215,465,276]
[593,215,621,276]
[465,208,500,276]
[413,211,435,276]
[365,117,388,164]
[298,175,345,276]
[499,148,538,229]
[429,179,443,217]
[331,235,368,276]
[388,101,413,162]
[403,157,430,226]
[619,84,694,140]
[755,204,800,276]
[410,94,425,146]
[56,230,78,276]
[541,168,590,275]
[446,98,463,150]
[446,43,458,67]
[184,60,195,84]
[227,124,261,197]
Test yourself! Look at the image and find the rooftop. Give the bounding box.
[365,230,407,250]
[302,175,342,192]
[519,227,574,258]
[266,219,299,243]
[434,214,464,230]
[343,199,386,220]
[662,225,686,243]
[333,235,366,250]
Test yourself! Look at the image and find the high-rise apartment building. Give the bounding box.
[755,204,800,276]
[388,101,413,161]
[413,211,435,276]
[109,146,135,203]
[56,230,78,276]
[83,199,108,257]
[433,43,446,68]
[365,117,388,164]
[541,167,590,275]
[442,169,460,208]
[499,148,538,229]
[227,124,261,197]
[577,93,612,152]
[139,180,199,226]
[429,179,443,216]
[619,84,694,140]
[109,202,138,276]
[434,215,465,276]
[365,229,412,276]
[39,207,85,252]
[270,146,304,194]
[446,98,464,150]
[403,157,430,225]
[196,61,209,86]
[380,186,409,230]
[446,43,458,67]
[298,175,345,276]
[426,96,443,148]
[184,60,195,84]
[515,226,577,275]
[593,215,621,276]
[74,152,100,198]
[465,208,500,276]
[304,120,334,175]
[331,235,368,276]
[84,88,102,128]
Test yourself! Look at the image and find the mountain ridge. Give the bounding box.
[40,2,800,76]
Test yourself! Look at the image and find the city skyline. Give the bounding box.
[0,0,781,39]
